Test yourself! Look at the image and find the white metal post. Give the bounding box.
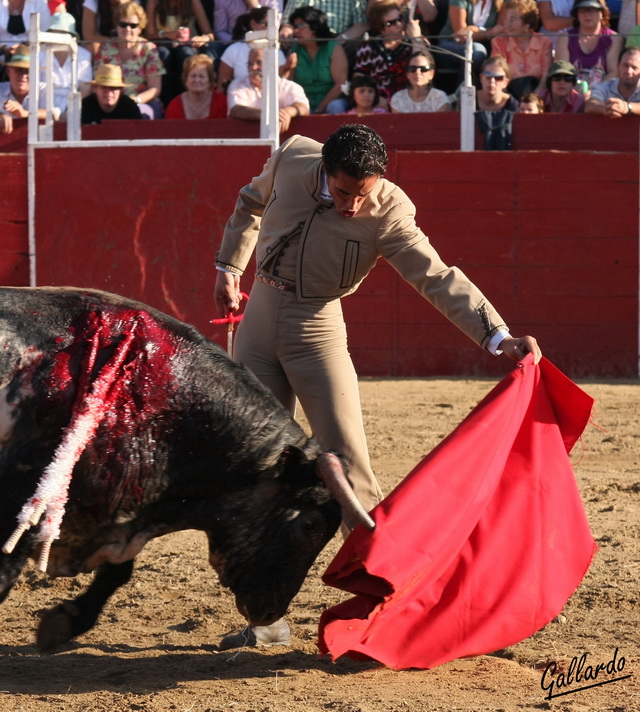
[261,8,279,148]
[27,14,41,146]
[459,31,475,152]
[27,14,40,286]
[27,12,82,284]
[42,45,54,141]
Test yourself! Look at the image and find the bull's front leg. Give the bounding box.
[0,530,37,604]
[37,559,134,652]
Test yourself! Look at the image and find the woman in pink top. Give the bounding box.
[555,0,622,91]
[490,0,552,98]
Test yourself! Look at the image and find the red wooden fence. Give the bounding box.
[1,113,638,378]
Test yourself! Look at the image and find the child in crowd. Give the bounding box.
[518,91,544,112]
[345,74,387,116]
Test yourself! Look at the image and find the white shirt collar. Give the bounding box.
[320,169,332,201]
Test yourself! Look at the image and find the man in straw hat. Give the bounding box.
[81,64,142,124]
[0,44,48,134]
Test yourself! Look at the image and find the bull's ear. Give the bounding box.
[279,445,317,487]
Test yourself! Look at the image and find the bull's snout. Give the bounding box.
[235,596,285,627]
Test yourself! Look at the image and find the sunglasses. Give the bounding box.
[118,21,139,28]
[551,74,575,82]
[407,65,432,73]
[384,17,404,27]
[292,22,309,29]
[482,71,506,81]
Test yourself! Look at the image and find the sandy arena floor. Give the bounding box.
[1,376,638,712]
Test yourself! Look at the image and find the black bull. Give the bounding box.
[0,287,373,651]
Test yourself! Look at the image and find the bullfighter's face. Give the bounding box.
[325,170,378,219]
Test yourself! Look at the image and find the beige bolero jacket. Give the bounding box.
[216,134,508,350]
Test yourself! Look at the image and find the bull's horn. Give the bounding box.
[316,453,375,532]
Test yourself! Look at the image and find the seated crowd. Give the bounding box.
[1,0,640,134]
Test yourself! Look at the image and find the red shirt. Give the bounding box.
[165,91,227,119]
[540,88,585,113]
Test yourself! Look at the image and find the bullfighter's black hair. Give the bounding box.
[322,124,388,179]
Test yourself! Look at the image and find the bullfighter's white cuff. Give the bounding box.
[486,329,510,355]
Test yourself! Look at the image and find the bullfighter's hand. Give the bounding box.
[214,270,242,316]
[499,335,542,364]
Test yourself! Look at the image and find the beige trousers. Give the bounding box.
[233,280,383,513]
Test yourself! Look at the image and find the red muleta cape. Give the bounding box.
[318,356,597,670]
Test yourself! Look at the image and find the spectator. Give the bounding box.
[227,46,309,131]
[94,1,166,118]
[518,89,544,109]
[490,0,553,97]
[0,0,50,69]
[280,0,369,39]
[287,6,348,113]
[217,8,289,93]
[381,0,439,31]
[555,0,623,90]
[537,0,574,38]
[617,0,640,37]
[351,0,429,109]
[390,49,451,111]
[145,0,220,105]
[437,0,505,78]
[0,43,48,133]
[476,55,519,109]
[539,59,585,111]
[164,52,227,117]
[345,72,388,113]
[41,11,93,119]
[55,0,83,34]
[214,0,280,45]
[81,62,142,122]
[585,44,640,114]
[82,0,130,53]
[473,56,518,149]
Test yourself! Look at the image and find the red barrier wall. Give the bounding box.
[33,144,271,325]
[0,153,29,287]
[345,151,638,378]
[1,116,638,378]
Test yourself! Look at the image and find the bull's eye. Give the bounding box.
[285,509,300,522]
[301,515,319,532]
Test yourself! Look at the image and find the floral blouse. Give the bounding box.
[93,40,166,95]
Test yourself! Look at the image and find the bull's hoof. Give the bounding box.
[36,601,80,652]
